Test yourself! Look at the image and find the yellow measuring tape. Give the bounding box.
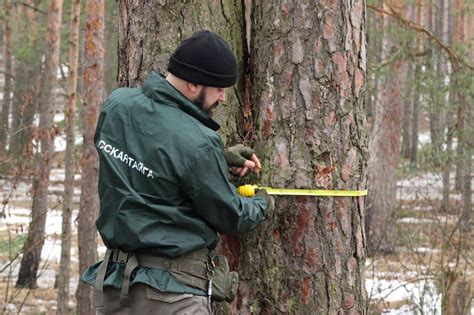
[237,185,367,197]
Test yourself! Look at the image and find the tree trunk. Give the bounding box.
[401,1,415,161]
[0,0,13,153]
[366,0,406,254]
[9,0,42,157]
[460,0,472,232]
[366,0,384,121]
[453,0,465,192]
[409,0,423,167]
[452,0,465,188]
[56,0,81,313]
[442,94,454,213]
[75,0,104,313]
[443,271,473,315]
[117,0,245,143]
[401,63,413,160]
[235,1,368,312]
[118,0,368,313]
[428,0,443,165]
[441,0,453,212]
[16,0,63,289]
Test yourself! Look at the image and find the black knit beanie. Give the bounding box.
[167,30,238,88]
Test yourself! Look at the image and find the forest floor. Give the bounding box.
[0,156,473,314]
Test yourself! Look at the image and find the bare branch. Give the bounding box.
[367,4,473,72]
[12,1,47,15]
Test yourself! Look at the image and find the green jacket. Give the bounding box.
[81,72,267,295]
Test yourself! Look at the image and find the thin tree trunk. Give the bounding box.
[366,0,383,121]
[460,0,472,232]
[460,145,471,232]
[366,0,406,254]
[402,63,413,159]
[76,0,104,313]
[56,0,81,313]
[442,94,454,212]
[16,0,63,288]
[9,0,42,157]
[0,0,13,152]
[410,0,424,167]
[401,1,416,160]
[427,0,443,165]
[453,0,465,192]
[442,0,472,310]
[441,0,453,212]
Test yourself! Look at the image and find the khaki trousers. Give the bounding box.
[96,283,212,315]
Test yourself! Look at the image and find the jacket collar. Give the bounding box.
[142,71,220,131]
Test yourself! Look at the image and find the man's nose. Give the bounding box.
[219,91,226,102]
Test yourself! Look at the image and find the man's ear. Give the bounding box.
[187,82,202,94]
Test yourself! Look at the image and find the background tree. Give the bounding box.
[76,0,105,313]
[409,0,423,166]
[365,0,406,254]
[8,0,44,157]
[118,0,368,313]
[56,0,81,313]
[453,0,465,192]
[16,0,63,289]
[0,0,13,153]
[454,0,472,234]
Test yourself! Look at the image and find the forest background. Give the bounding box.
[0,0,473,314]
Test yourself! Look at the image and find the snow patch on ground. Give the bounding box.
[49,168,82,182]
[53,113,65,123]
[398,217,435,224]
[396,171,471,201]
[418,132,431,147]
[54,134,83,152]
[366,277,442,314]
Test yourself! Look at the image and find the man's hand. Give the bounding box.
[224,144,261,177]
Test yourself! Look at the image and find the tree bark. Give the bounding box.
[118,0,368,313]
[401,63,413,160]
[56,0,81,313]
[76,0,105,313]
[235,1,368,313]
[117,0,245,143]
[460,0,472,232]
[452,0,466,187]
[366,0,384,122]
[16,0,63,288]
[428,0,444,165]
[8,0,42,157]
[442,94,455,212]
[409,0,423,167]
[366,0,406,254]
[0,0,13,153]
[441,0,453,212]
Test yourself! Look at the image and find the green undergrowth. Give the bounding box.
[0,232,26,259]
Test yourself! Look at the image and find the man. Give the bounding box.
[81,30,272,314]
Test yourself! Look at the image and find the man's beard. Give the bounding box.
[195,88,218,117]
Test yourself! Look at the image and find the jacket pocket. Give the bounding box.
[145,287,193,303]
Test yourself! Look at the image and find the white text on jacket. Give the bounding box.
[97,139,155,179]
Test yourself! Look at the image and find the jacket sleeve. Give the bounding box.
[180,145,267,235]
